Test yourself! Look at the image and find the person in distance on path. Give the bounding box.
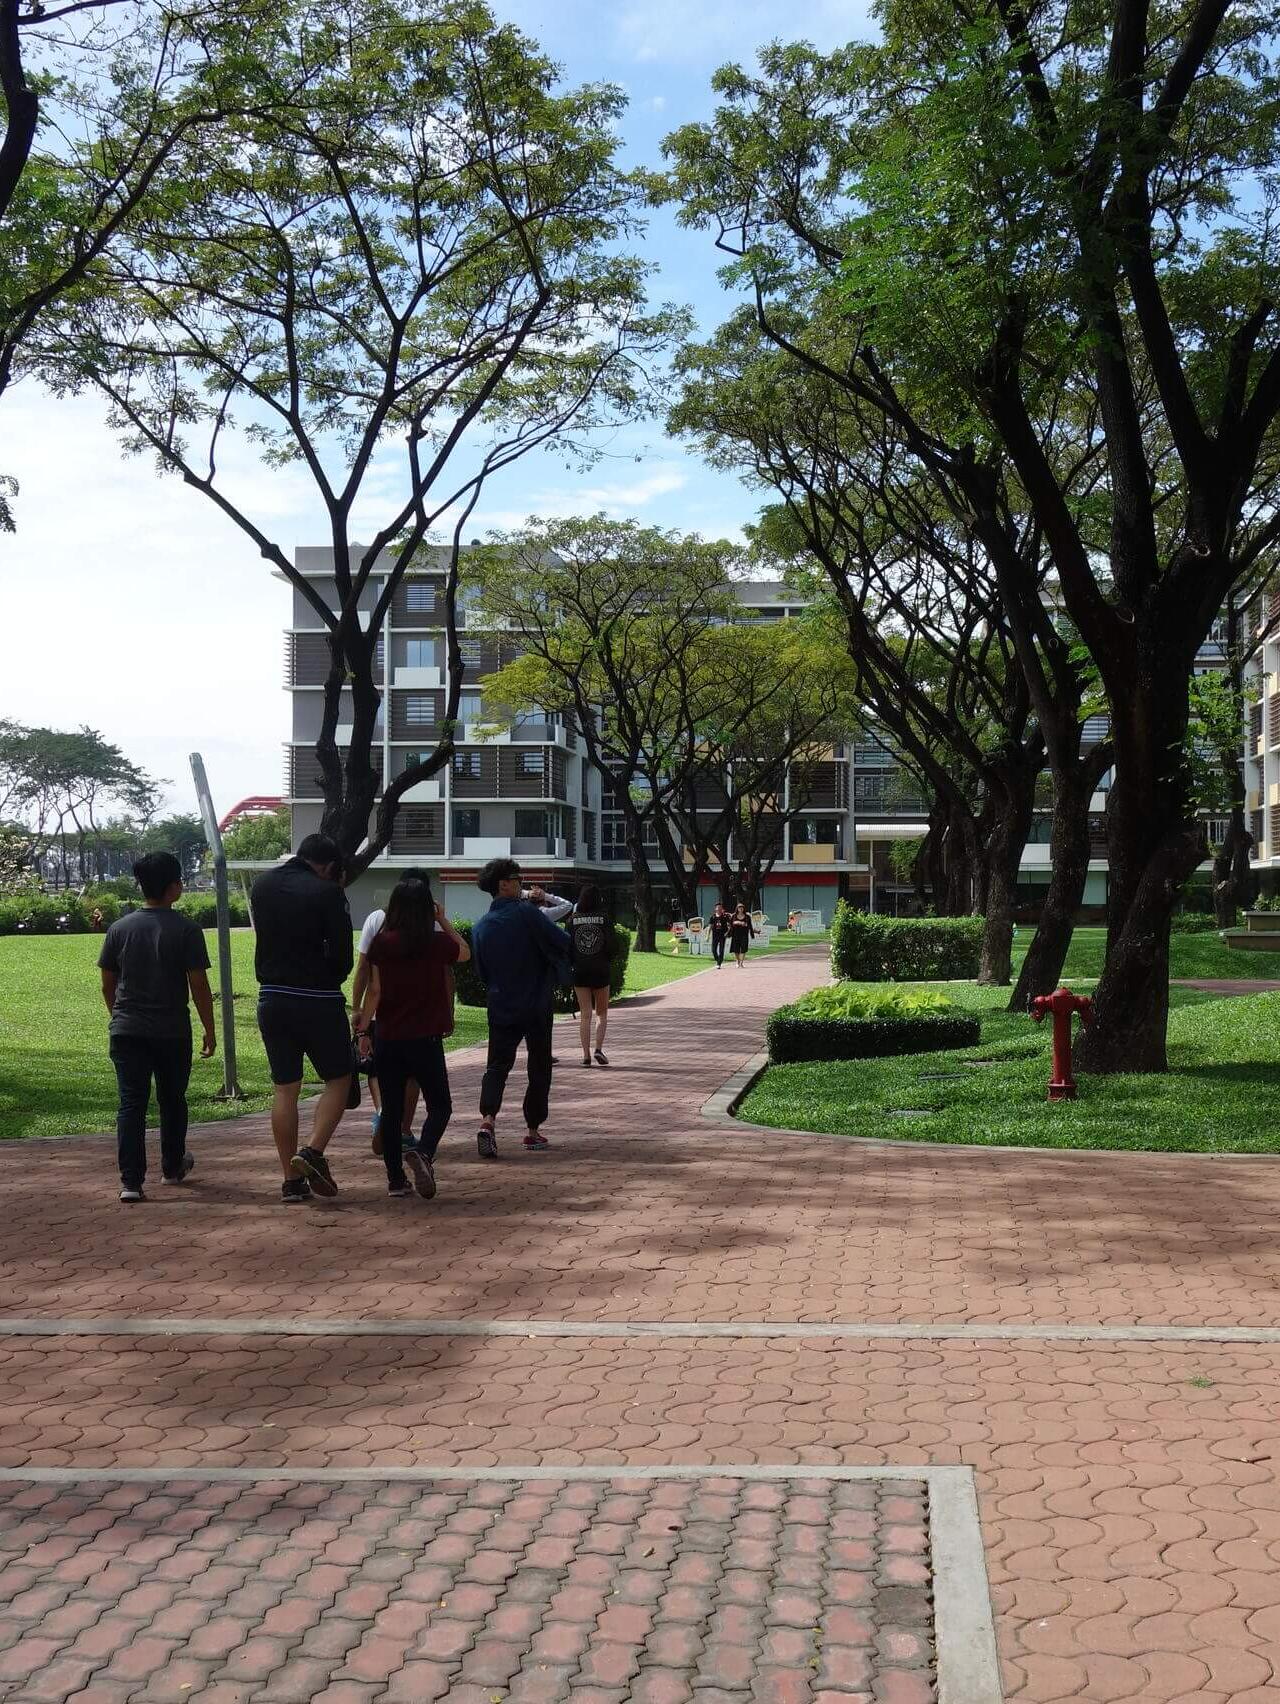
[708,901,731,969]
[251,833,353,1203]
[98,851,216,1204]
[354,873,468,1200]
[729,901,756,968]
[471,856,574,1157]
[568,883,613,1066]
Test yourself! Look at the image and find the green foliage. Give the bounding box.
[1170,913,1223,935]
[174,891,251,928]
[0,894,90,934]
[0,824,39,895]
[830,902,983,981]
[766,1002,979,1064]
[1252,895,1280,913]
[791,983,954,1020]
[450,915,630,1012]
[222,808,291,864]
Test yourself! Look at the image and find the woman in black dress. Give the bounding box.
[729,901,756,968]
[568,884,613,1065]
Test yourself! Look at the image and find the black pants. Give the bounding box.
[109,1031,193,1189]
[711,934,727,966]
[374,1034,453,1181]
[480,1009,554,1131]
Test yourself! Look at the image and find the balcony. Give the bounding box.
[401,777,442,803]
[512,836,568,858]
[461,836,513,859]
[791,843,837,864]
[394,666,442,689]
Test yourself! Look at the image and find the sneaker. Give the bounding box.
[163,1152,195,1183]
[405,1148,437,1199]
[291,1146,338,1198]
[523,1132,550,1150]
[371,1114,383,1157]
[387,1176,413,1197]
[594,1050,609,1066]
[477,1126,498,1160]
[281,1177,312,1204]
[550,1055,560,1066]
[581,1055,592,1067]
[119,1185,145,1203]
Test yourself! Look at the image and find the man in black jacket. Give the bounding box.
[252,833,354,1202]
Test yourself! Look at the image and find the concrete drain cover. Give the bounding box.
[918,1073,967,1081]
[888,1108,939,1118]
[0,1466,1000,1703]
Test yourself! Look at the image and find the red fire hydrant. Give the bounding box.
[1029,987,1093,1101]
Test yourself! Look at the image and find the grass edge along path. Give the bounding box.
[740,981,1280,1155]
[0,929,714,1143]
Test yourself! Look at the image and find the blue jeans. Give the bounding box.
[109,1031,192,1189]
[373,1034,453,1182]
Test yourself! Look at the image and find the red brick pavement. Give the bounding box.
[0,1475,937,1704]
[4,948,1280,1700]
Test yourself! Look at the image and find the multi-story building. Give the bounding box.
[277,550,930,926]
[1244,580,1280,893]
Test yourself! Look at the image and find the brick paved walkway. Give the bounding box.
[4,948,1280,1701]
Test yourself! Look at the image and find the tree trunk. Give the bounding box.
[1010,771,1092,1010]
[1212,805,1254,928]
[1075,692,1205,1074]
[626,818,658,952]
[976,776,1035,986]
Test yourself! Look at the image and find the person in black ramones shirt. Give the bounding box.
[568,884,613,1066]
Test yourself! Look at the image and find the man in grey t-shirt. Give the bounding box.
[98,852,215,1203]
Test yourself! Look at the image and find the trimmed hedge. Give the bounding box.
[830,902,983,981]
[0,894,92,934]
[766,1005,981,1064]
[451,915,631,1013]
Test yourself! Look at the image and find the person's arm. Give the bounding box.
[351,953,372,1022]
[100,968,118,1015]
[98,928,119,1014]
[324,885,355,983]
[188,969,217,1057]
[531,889,574,924]
[354,966,380,1058]
[434,902,470,964]
[533,903,574,963]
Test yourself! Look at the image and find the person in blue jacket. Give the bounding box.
[471,857,574,1158]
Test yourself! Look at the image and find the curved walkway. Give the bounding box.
[3,950,1280,1701]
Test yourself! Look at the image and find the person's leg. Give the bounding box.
[414,1039,453,1161]
[404,1079,420,1131]
[302,999,352,1154]
[271,1083,302,1177]
[479,1021,519,1124]
[307,1077,350,1153]
[109,1034,151,1195]
[153,1031,193,1180]
[593,988,609,1057]
[575,987,592,1062]
[374,1039,409,1185]
[521,1010,554,1141]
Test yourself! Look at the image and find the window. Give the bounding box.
[854,773,888,803]
[400,750,433,773]
[453,751,483,778]
[795,818,839,845]
[459,637,482,667]
[458,692,484,724]
[405,696,434,726]
[405,639,434,668]
[518,750,544,775]
[405,581,435,614]
[515,809,550,839]
[452,808,480,840]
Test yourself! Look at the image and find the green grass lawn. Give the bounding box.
[1034,923,1280,982]
[0,929,716,1142]
[740,980,1280,1154]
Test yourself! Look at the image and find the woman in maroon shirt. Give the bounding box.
[354,875,468,1200]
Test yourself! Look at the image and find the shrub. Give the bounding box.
[452,915,631,1012]
[790,984,955,1021]
[1252,894,1280,914]
[175,891,251,928]
[0,894,90,934]
[1170,912,1223,934]
[829,902,983,981]
[766,1002,981,1064]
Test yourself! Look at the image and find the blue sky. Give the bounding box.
[0,0,874,814]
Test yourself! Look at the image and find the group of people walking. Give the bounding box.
[97,837,617,1204]
[708,900,757,969]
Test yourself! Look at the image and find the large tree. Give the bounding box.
[39,0,675,869]
[661,15,1280,1068]
[471,515,739,950]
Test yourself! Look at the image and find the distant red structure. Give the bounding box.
[217,796,284,833]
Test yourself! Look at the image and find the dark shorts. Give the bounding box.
[257,993,351,1086]
[573,961,611,993]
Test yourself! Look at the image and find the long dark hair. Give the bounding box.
[577,883,604,912]
[383,875,435,955]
